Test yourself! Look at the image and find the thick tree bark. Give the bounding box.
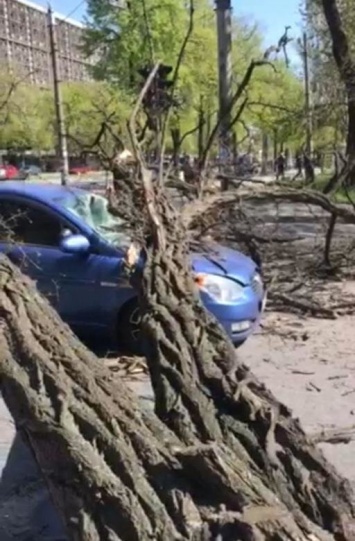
[136,184,355,534]
[321,0,355,182]
[0,255,354,540]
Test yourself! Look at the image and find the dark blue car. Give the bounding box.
[0,182,266,353]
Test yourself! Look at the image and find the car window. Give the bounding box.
[54,191,130,247]
[0,200,70,247]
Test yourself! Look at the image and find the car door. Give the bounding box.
[0,198,59,299]
[0,196,115,338]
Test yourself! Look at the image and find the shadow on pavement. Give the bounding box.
[0,433,67,540]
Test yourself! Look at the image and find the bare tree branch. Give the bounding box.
[181,186,355,231]
[128,63,161,168]
[200,60,276,171]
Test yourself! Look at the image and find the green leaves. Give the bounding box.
[0,74,54,151]
[83,0,304,152]
[0,1,307,156]
[62,81,131,156]
[0,74,130,157]
[247,63,304,144]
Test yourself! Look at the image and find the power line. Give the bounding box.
[54,0,86,26]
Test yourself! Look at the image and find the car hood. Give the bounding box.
[191,245,257,286]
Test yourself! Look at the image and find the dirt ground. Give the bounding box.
[1,310,355,487]
[243,312,355,490]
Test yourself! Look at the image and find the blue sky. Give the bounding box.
[38,0,302,38]
[38,0,302,49]
[235,0,302,45]
[36,0,86,21]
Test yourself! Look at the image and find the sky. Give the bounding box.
[37,0,302,58]
[235,0,302,46]
[37,0,302,40]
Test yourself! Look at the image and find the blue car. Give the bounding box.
[0,182,266,353]
[23,164,43,176]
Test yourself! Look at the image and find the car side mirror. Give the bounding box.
[60,234,90,255]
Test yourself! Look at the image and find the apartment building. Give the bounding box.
[0,0,93,86]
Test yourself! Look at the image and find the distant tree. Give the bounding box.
[62,81,131,159]
[0,71,54,152]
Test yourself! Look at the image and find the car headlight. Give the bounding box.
[251,272,263,296]
[195,274,244,303]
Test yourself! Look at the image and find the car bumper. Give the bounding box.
[201,287,266,345]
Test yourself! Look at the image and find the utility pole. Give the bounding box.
[215,0,233,190]
[302,31,313,157]
[47,6,69,186]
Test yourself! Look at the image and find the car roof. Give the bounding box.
[0,181,85,204]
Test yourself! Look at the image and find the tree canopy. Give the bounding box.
[0,74,130,160]
[83,0,305,156]
[0,0,327,159]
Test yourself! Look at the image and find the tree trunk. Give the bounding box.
[0,251,354,540]
[171,127,181,166]
[346,100,355,158]
[321,0,355,182]
[273,129,278,162]
[197,107,205,163]
[136,186,355,533]
[261,133,269,175]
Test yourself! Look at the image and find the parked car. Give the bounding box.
[0,164,27,181]
[0,182,266,353]
[23,164,42,176]
[69,165,93,175]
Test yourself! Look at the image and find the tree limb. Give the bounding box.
[200,60,275,171]
[310,425,355,445]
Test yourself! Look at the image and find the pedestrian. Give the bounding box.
[293,153,303,180]
[303,153,315,184]
[275,152,286,180]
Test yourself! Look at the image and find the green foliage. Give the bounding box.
[306,0,354,150]
[61,82,131,155]
[246,63,304,149]
[84,0,189,86]
[84,0,305,154]
[0,73,53,151]
[0,1,307,156]
[0,71,131,157]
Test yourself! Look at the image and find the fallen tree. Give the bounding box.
[0,250,354,540]
[311,425,355,445]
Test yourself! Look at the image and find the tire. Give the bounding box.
[117,299,144,355]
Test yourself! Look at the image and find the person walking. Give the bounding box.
[275,152,286,180]
[303,153,315,184]
[293,153,303,180]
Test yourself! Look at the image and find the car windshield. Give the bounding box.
[55,191,130,247]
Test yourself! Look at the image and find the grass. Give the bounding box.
[309,173,355,204]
